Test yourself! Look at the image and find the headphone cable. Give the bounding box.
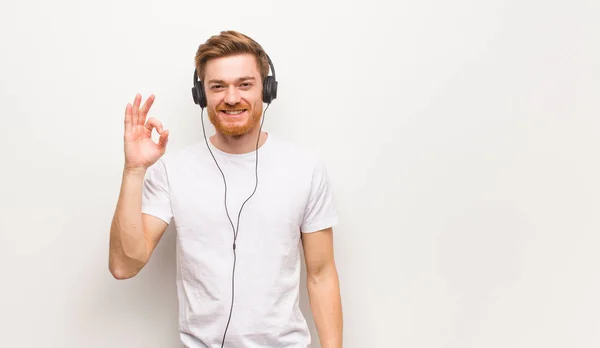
[200,104,270,347]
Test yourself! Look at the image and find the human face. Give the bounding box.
[204,54,263,136]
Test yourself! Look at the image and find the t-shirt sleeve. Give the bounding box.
[141,159,173,225]
[300,160,339,233]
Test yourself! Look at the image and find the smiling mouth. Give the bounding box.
[220,109,247,116]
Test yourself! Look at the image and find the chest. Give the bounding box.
[168,163,310,251]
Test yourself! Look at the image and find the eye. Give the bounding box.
[240,83,252,88]
[210,85,223,90]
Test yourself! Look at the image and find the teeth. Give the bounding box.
[223,110,244,115]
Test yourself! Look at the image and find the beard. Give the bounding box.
[207,100,263,136]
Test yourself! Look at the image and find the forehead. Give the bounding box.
[204,54,260,82]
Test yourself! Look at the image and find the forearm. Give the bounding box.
[109,169,148,277]
[307,265,343,348]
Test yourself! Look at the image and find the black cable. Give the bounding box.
[200,103,270,348]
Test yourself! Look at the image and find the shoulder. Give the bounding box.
[267,134,323,169]
[265,135,334,195]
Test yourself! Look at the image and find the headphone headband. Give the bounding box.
[265,54,276,81]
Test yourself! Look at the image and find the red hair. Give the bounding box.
[195,30,270,82]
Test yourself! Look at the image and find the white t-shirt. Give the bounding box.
[141,132,339,348]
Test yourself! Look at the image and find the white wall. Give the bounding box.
[0,0,598,347]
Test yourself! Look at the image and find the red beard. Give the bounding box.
[208,100,262,136]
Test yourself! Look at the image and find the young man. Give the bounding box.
[108,30,343,348]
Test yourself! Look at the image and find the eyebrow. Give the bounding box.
[207,76,256,84]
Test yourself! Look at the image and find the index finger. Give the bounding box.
[124,103,133,133]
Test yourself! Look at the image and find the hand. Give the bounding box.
[123,94,169,173]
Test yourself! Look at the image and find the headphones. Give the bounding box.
[192,54,278,108]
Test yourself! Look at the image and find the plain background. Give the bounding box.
[1,0,599,347]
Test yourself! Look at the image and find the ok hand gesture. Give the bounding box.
[123,94,169,173]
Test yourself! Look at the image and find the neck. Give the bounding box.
[210,128,268,154]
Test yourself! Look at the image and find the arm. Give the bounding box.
[108,168,168,279]
[109,93,170,279]
[302,227,343,348]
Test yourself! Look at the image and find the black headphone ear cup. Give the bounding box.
[270,79,278,100]
[263,76,277,104]
[198,82,207,108]
[192,69,207,108]
[192,85,206,108]
[263,77,271,103]
[192,86,199,105]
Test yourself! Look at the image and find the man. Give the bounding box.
[108,30,343,348]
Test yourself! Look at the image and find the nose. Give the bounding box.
[224,86,241,106]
